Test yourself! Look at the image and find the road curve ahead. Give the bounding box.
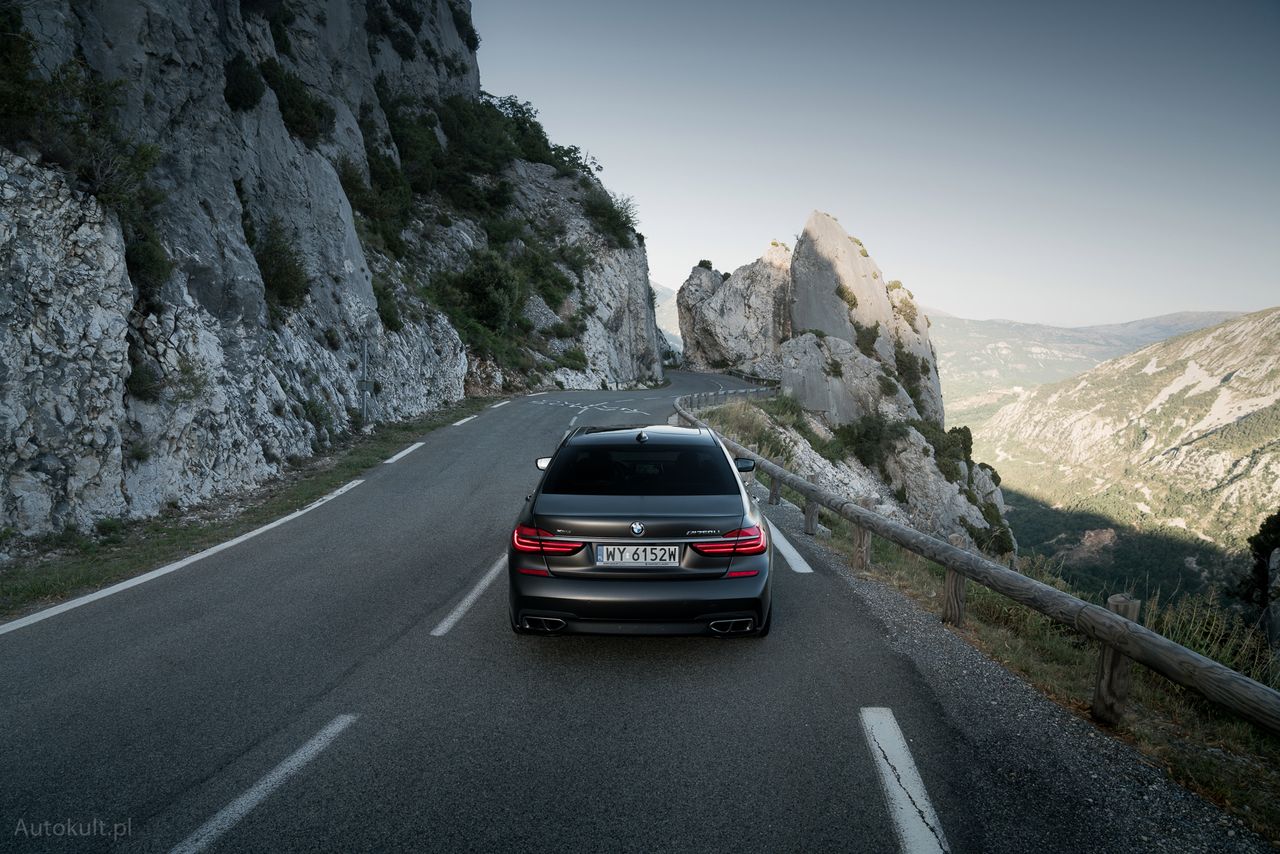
[0,371,1259,853]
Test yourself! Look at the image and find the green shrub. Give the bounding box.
[859,248,869,258]
[697,259,713,270]
[259,59,335,146]
[833,413,909,474]
[224,52,265,111]
[387,0,422,31]
[878,374,898,396]
[125,358,163,402]
[897,295,919,327]
[580,186,637,248]
[513,245,574,308]
[556,243,592,279]
[302,396,330,430]
[323,326,342,350]
[894,339,926,412]
[853,321,878,357]
[824,358,843,378]
[978,462,1001,487]
[373,277,403,332]
[910,419,972,483]
[557,347,588,371]
[449,1,480,51]
[836,284,858,310]
[255,217,309,308]
[126,224,173,315]
[483,216,524,245]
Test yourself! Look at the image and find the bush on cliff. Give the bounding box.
[260,59,335,147]
[224,52,265,111]
[255,218,310,310]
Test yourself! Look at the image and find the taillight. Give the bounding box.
[690,525,768,556]
[511,524,584,556]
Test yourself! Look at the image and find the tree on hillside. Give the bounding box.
[1240,508,1280,645]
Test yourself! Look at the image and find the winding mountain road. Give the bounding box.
[0,372,1259,853]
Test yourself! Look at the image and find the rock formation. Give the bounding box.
[676,243,791,377]
[683,210,1011,552]
[0,1,662,534]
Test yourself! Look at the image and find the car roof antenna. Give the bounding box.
[636,430,648,443]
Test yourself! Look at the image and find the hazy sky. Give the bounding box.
[471,0,1279,326]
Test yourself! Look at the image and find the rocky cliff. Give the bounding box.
[676,243,791,377]
[682,211,1011,553]
[0,0,662,534]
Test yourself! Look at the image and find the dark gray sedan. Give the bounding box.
[508,424,772,637]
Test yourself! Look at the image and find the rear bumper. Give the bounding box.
[509,567,771,636]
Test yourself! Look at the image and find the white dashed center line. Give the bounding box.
[860,707,949,854]
[490,400,510,408]
[170,714,359,854]
[452,415,477,426]
[430,555,505,636]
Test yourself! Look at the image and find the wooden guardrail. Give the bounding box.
[676,388,1280,737]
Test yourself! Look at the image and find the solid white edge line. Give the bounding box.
[860,707,950,854]
[169,714,358,854]
[0,480,365,638]
[490,400,510,408]
[382,442,424,465]
[569,415,578,426]
[527,392,547,397]
[452,415,477,426]
[430,555,505,636]
[767,520,813,574]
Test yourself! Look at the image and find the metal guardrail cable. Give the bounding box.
[672,393,1280,737]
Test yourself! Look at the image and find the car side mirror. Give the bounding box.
[536,457,551,471]
[734,458,755,473]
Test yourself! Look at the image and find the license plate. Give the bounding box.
[596,544,680,565]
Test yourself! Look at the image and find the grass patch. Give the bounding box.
[0,397,489,621]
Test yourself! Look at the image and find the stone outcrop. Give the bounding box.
[786,211,942,424]
[683,210,1011,552]
[1,1,661,534]
[676,242,791,378]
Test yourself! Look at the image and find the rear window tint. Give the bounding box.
[541,443,739,496]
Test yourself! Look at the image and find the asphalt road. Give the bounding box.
[0,371,1261,853]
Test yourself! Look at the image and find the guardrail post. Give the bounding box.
[850,497,873,571]
[942,534,968,625]
[1091,594,1142,726]
[768,461,782,505]
[803,473,820,535]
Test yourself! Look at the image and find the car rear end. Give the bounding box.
[508,426,772,636]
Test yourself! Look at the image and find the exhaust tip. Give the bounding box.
[523,617,566,632]
[709,618,754,634]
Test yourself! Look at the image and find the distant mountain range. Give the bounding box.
[652,281,682,352]
[929,311,1242,428]
[976,307,1280,591]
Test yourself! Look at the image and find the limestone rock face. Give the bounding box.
[788,212,943,424]
[780,333,919,424]
[1,1,661,534]
[676,242,791,378]
[0,153,132,532]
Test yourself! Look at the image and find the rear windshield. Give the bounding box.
[541,443,740,496]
